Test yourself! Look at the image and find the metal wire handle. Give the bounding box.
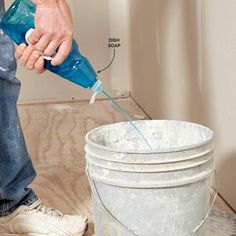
[86,166,218,236]
[86,167,140,236]
[192,169,218,235]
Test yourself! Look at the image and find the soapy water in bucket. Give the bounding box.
[101,89,153,150]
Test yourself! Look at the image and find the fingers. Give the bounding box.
[34,57,46,73]
[26,50,42,70]
[15,39,71,73]
[15,43,27,59]
[51,39,72,66]
[44,40,60,57]
[27,28,58,56]
[31,34,63,60]
[19,45,35,66]
[33,34,53,52]
[27,29,43,45]
[15,44,45,73]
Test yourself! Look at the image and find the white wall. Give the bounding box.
[129,0,236,210]
[5,0,130,103]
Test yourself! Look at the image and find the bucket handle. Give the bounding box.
[86,167,218,236]
[192,168,218,235]
[86,167,140,236]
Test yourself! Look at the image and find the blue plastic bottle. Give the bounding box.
[0,0,102,92]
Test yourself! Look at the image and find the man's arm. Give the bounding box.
[15,0,73,73]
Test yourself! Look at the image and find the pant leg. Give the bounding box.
[0,0,38,216]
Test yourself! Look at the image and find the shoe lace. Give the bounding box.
[35,203,64,218]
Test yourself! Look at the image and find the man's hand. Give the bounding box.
[15,0,73,71]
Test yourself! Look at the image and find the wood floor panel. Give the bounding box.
[18,98,147,165]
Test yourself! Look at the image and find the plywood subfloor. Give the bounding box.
[17,98,234,236]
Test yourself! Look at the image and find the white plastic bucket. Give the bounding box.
[85,120,214,236]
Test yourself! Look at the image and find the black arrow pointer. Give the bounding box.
[97,49,116,74]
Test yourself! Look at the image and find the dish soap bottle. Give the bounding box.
[0,0,103,93]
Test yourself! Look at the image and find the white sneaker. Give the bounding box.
[0,199,88,236]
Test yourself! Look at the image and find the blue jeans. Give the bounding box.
[0,0,38,216]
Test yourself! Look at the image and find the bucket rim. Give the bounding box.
[85,120,214,154]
